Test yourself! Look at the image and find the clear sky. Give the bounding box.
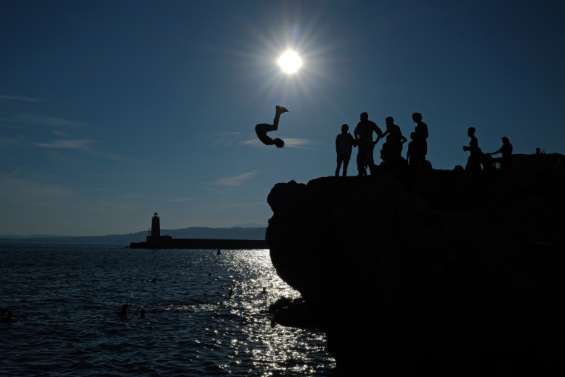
[1,0,565,235]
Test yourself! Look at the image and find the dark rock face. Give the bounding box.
[267,155,565,375]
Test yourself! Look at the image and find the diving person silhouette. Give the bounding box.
[255,105,289,148]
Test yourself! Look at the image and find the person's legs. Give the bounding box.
[336,157,342,177]
[356,152,364,176]
[466,156,481,175]
[273,105,288,130]
[343,156,350,176]
[368,143,375,167]
[256,123,277,133]
[393,142,402,161]
[381,142,389,163]
[357,148,367,176]
[414,141,426,167]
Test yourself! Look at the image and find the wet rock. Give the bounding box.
[269,297,320,330]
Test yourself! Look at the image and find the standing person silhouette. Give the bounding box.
[487,136,513,170]
[410,112,429,167]
[354,112,383,176]
[255,105,289,148]
[463,127,483,174]
[335,124,356,177]
[406,132,418,167]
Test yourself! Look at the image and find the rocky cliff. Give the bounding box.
[267,154,565,375]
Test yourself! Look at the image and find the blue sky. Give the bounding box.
[1,0,565,235]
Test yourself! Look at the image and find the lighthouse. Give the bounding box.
[144,212,172,244]
[150,212,160,240]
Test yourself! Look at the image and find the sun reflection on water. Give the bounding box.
[211,249,334,376]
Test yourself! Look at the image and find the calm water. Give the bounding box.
[0,244,334,376]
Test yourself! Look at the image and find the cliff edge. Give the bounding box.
[267,154,565,375]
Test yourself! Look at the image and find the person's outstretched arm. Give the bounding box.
[350,134,358,147]
[489,146,503,155]
[371,122,383,138]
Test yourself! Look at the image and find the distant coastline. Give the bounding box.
[0,226,266,246]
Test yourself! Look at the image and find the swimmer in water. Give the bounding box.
[0,308,15,322]
[255,105,289,148]
[119,304,129,321]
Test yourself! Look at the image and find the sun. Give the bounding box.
[277,49,303,75]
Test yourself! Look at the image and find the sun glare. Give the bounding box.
[277,49,303,75]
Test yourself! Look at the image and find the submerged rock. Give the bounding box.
[268,297,319,330]
[267,154,565,375]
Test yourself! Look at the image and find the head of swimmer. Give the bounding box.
[274,138,285,148]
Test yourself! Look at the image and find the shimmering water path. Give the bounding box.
[0,244,334,376]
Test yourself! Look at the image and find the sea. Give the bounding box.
[0,243,335,377]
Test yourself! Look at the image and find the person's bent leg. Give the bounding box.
[256,123,277,133]
[272,106,288,130]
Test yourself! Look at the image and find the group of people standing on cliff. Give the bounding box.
[254,105,513,177]
[335,112,513,177]
[335,112,430,176]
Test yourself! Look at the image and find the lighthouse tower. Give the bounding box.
[150,212,161,240]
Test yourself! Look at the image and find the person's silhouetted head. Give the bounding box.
[468,127,476,137]
[412,112,422,122]
[274,138,284,148]
[360,112,368,122]
[341,124,349,133]
[385,116,394,126]
[502,136,510,145]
